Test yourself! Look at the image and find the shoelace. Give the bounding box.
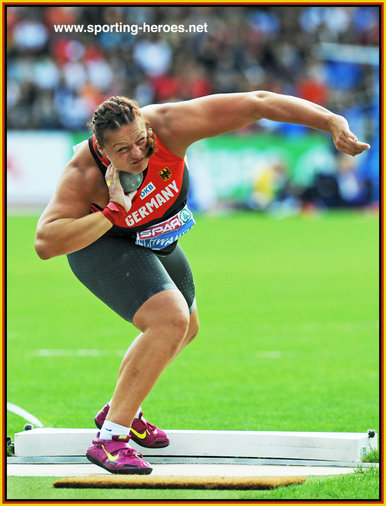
[138,414,156,431]
[118,447,143,459]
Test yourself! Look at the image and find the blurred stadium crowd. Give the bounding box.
[7,5,379,206]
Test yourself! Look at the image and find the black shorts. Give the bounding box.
[67,237,196,323]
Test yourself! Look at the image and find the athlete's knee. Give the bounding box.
[133,289,190,345]
[186,310,199,345]
[158,308,189,340]
[145,309,189,358]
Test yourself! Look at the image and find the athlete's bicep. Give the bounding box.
[150,93,262,150]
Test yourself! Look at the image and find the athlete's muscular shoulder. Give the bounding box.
[141,104,188,158]
[38,140,107,225]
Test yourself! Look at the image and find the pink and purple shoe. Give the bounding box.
[86,433,152,474]
[95,404,170,448]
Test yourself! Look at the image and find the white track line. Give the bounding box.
[32,349,125,357]
[7,403,43,428]
[7,463,356,477]
[32,350,290,359]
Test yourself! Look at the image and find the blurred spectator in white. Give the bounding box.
[13,18,48,52]
[133,36,172,77]
[33,58,60,90]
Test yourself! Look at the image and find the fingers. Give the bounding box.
[330,116,370,156]
[105,163,120,188]
[104,166,139,212]
[354,140,371,150]
[105,163,114,186]
[336,132,370,156]
[104,164,127,209]
[346,140,370,156]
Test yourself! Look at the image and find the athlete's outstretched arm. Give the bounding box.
[145,91,370,157]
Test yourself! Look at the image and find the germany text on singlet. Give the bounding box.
[88,133,195,252]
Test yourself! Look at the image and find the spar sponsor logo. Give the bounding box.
[135,206,195,250]
[137,207,193,240]
[179,207,192,223]
[125,180,179,226]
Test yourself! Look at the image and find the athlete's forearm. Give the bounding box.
[253,91,370,156]
[35,212,112,260]
[253,91,336,132]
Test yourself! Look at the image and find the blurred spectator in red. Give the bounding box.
[297,60,329,105]
[44,6,77,27]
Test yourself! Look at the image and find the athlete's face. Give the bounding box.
[100,118,150,174]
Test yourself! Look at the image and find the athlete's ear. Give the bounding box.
[96,140,111,162]
[96,140,103,154]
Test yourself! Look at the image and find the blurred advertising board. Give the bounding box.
[7,131,72,208]
[186,133,334,211]
[7,130,332,210]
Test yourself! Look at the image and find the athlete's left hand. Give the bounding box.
[328,115,370,156]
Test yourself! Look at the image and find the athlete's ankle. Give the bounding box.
[107,400,142,419]
[99,420,131,440]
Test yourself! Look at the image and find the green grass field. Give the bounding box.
[6,210,380,501]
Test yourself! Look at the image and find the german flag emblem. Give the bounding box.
[158,167,172,181]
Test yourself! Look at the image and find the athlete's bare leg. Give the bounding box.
[168,308,199,363]
[106,289,191,427]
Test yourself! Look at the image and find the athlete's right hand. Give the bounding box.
[105,163,137,212]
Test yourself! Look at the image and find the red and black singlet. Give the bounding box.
[88,133,190,246]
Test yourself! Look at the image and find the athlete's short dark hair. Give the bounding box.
[89,96,155,157]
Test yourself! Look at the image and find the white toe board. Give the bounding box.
[14,428,377,463]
